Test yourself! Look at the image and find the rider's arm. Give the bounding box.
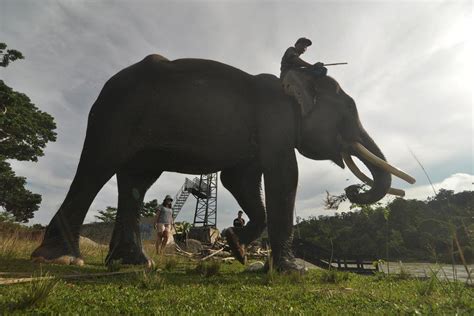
[283,47,313,68]
[288,55,313,68]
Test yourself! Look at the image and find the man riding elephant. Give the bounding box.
[280,37,327,80]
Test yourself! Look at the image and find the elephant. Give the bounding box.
[31,54,415,271]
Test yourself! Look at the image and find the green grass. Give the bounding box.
[319,268,350,284]
[5,272,60,311]
[191,260,222,277]
[1,236,473,314]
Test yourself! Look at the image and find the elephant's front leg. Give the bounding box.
[262,150,303,272]
[105,171,158,266]
[221,163,266,264]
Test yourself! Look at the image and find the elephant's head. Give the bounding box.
[282,70,415,204]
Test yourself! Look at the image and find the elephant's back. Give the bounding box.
[85,55,260,167]
[112,56,258,162]
[146,58,258,150]
[125,55,255,81]
[141,57,258,121]
[169,58,253,79]
[92,55,257,113]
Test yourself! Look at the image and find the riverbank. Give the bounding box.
[379,262,473,283]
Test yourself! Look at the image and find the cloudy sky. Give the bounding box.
[1,0,472,229]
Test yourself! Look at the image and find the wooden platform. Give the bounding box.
[292,238,379,274]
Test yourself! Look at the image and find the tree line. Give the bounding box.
[94,199,159,223]
[296,189,474,263]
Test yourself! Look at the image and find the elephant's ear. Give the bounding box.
[282,70,315,117]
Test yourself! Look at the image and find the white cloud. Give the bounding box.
[404,173,473,200]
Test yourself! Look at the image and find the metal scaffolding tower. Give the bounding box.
[192,173,218,227]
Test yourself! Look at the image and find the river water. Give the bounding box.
[379,262,473,283]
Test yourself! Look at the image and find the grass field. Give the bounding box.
[0,234,473,314]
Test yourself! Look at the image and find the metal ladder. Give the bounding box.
[172,183,190,220]
[172,177,208,220]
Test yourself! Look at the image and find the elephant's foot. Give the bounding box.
[224,228,247,264]
[31,243,84,266]
[264,257,308,274]
[106,243,152,267]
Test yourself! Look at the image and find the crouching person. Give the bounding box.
[155,195,174,254]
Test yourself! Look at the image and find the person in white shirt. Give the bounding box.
[154,195,173,254]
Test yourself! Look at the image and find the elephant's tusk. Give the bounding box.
[351,142,416,184]
[342,153,406,197]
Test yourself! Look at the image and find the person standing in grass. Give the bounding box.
[233,210,245,229]
[154,195,174,254]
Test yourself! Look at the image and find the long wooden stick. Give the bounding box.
[175,244,194,257]
[323,62,348,66]
[201,248,224,261]
[0,270,142,285]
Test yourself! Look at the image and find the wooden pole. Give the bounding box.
[323,62,348,66]
[201,248,224,261]
[0,270,143,285]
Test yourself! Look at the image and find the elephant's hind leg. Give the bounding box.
[105,171,159,266]
[31,166,115,265]
[221,163,266,264]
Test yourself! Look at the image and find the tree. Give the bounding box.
[0,43,24,68]
[140,199,158,218]
[0,210,16,222]
[0,80,56,160]
[0,43,56,222]
[94,199,159,223]
[94,207,117,223]
[0,159,41,222]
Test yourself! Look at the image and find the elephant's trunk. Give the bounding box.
[344,132,392,204]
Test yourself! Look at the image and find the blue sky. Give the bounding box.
[1,0,472,229]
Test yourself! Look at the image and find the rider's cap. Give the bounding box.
[164,195,173,201]
[295,37,312,47]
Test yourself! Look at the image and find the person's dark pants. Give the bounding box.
[280,66,328,80]
[312,66,327,77]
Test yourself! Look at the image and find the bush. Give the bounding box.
[164,257,179,272]
[416,277,437,296]
[319,269,350,284]
[134,270,165,290]
[7,273,59,311]
[193,260,221,277]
